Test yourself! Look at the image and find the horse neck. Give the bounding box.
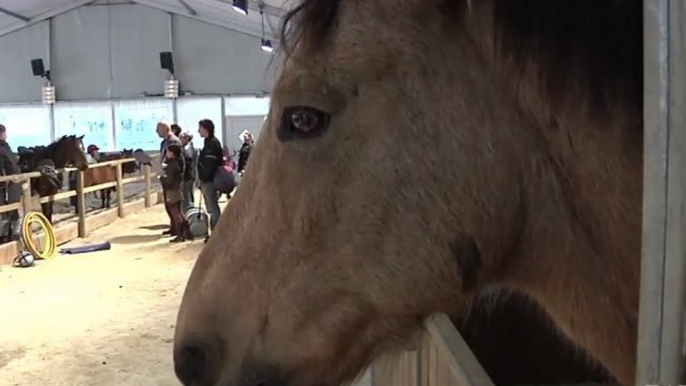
[455,7,642,383]
[37,144,68,168]
[458,3,642,276]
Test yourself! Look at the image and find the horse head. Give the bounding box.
[174,1,642,386]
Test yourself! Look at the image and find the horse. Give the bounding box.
[173,1,642,386]
[18,135,89,223]
[69,149,138,211]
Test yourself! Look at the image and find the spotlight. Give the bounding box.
[232,0,248,15]
[261,39,273,53]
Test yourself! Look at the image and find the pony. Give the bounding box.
[90,149,138,209]
[18,135,89,223]
[68,149,139,212]
[174,1,642,386]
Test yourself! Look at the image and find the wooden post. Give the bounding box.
[144,163,152,208]
[76,171,86,238]
[637,1,686,385]
[115,163,124,218]
[21,179,32,215]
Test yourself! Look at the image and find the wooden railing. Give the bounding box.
[0,154,160,238]
[370,314,494,386]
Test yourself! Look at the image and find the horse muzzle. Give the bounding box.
[174,340,292,386]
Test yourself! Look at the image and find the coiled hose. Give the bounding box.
[21,211,56,259]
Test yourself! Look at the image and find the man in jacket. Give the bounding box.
[197,119,223,243]
[0,124,21,242]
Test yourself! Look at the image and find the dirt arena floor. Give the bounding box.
[0,203,371,386]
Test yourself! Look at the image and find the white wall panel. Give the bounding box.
[113,98,173,151]
[0,104,52,148]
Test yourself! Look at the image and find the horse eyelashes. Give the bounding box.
[278,106,331,141]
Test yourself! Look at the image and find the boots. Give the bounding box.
[170,222,185,243]
[171,221,194,243]
[183,221,194,241]
[163,223,177,236]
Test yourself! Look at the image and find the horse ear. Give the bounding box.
[78,135,85,140]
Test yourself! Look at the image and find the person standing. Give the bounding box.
[237,131,254,175]
[171,124,182,138]
[157,122,182,237]
[160,144,191,243]
[0,124,20,242]
[197,119,223,243]
[86,144,100,164]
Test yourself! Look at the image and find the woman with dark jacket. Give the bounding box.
[160,144,192,243]
[197,119,224,242]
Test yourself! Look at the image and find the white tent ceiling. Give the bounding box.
[0,0,293,40]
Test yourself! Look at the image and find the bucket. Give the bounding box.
[186,207,209,238]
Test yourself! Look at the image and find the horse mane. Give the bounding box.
[38,135,76,160]
[281,0,642,118]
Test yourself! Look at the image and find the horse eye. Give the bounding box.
[279,106,331,140]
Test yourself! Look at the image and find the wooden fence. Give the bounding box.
[0,154,159,241]
[370,314,494,386]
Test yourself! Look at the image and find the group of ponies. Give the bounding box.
[15,136,141,224]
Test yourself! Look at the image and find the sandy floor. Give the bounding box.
[0,205,199,386]
[0,204,371,386]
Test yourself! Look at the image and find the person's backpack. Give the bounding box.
[213,164,237,194]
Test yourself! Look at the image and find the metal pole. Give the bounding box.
[637,1,686,385]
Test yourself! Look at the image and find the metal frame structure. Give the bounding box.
[637,1,686,385]
[0,0,284,40]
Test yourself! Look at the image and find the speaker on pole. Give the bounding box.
[30,59,45,77]
[160,52,174,74]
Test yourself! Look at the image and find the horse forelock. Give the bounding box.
[283,0,641,120]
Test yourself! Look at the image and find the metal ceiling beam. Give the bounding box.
[132,0,270,40]
[184,0,283,37]
[0,7,30,22]
[177,0,198,16]
[198,0,286,18]
[0,0,97,38]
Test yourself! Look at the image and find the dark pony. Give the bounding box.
[19,135,89,223]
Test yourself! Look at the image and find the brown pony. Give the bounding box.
[70,149,138,211]
[174,1,642,386]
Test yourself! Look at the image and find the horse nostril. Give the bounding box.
[174,344,211,385]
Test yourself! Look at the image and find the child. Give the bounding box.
[160,144,192,242]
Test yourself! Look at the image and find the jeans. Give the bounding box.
[182,179,195,212]
[200,181,221,231]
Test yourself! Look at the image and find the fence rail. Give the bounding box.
[371,314,494,386]
[0,154,160,238]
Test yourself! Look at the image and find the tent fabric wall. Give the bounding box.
[0,3,276,103]
[172,15,277,95]
[0,22,49,103]
[51,6,113,100]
